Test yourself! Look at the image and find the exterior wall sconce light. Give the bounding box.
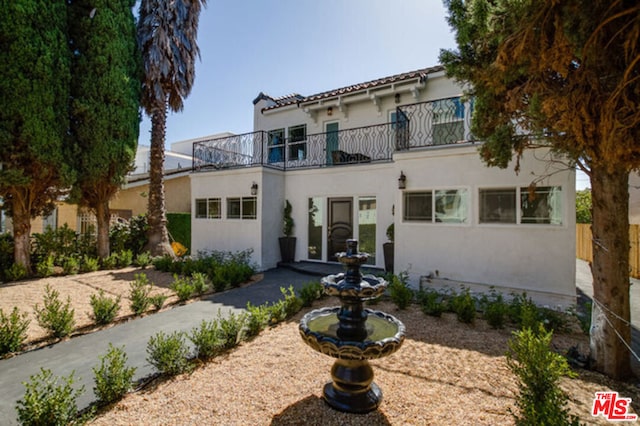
[251,182,258,195]
[327,107,333,116]
[395,93,401,104]
[398,171,406,190]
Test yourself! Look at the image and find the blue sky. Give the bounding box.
[137,0,456,146]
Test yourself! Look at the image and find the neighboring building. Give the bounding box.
[190,66,577,307]
[9,138,200,236]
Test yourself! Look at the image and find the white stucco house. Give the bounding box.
[189,65,577,307]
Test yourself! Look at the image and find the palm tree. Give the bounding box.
[137,0,206,256]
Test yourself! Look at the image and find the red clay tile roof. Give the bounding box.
[261,65,444,111]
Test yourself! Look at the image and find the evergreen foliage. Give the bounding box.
[440,0,639,379]
[0,0,73,272]
[67,0,141,259]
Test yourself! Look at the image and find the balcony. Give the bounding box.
[192,98,474,172]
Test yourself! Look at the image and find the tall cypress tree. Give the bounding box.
[68,0,141,259]
[0,0,72,271]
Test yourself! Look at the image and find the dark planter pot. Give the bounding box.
[383,242,394,273]
[279,237,297,263]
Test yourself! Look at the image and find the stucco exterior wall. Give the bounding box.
[190,168,266,266]
[393,146,576,307]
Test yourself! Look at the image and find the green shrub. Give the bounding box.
[35,284,75,338]
[388,272,413,310]
[109,215,148,256]
[149,294,168,311]
[146,331,191,376]
[189,320,224,360]
[93,344,136,405]
[134,252,152,269]
[245,302,271,337]
[210,267,228,292]
[116,250,133,268]
[170,275,195,303]
[217,310,247,349]
[90,290,121,325]
[16,368,84,426]
[191,272,210,295]
[0,307,30,355]
[269,286,303,323]
[102,253,119,270]
[452,288,476,324]
[152,255,174,273]
[507,325,580,425]
[416,288,445,317]
[31,224,80,266]
[538,307,569,333]
[480,290,508,329]
[129,273,152,316]
[80,255,100,273]
[298,281,323,307]
[36,256,56,278]
[62,256,80,275]
[5,263,28,282]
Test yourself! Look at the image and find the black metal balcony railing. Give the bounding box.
[192,98,474,172]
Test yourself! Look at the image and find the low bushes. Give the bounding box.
[146,331,192,376]
[16,368,84,426]
[34,285,75,338]
[0,307,30,355]
[90,290,121,326]
[93,344,136,406]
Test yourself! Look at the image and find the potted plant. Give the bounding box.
[383,223,394,273]
[279,200,296,263]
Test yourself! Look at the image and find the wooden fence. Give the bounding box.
[576,223,640,278]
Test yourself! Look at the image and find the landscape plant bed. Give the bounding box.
[89,298,639,426]
[0,266,262,356]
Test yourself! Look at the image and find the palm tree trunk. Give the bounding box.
[590,164,632,379]
[146,102,174,257]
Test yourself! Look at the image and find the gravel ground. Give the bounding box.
[89,298,638,426]
[1,270,638,425]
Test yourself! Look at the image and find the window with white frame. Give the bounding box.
[288,124,307,160]
[195,198,221,219]
[227,197,257,220]
[267,128,284,163]
[432,97,465,145]
[435,189,468,223]
[521,186,562,224]
[479,188,516,224]
[403,189,469,223]
[404,192,433,221]
[479,186,562,225]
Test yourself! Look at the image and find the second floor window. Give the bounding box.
[268,129,284,163]
[432,97,465,145]
[288,124,307,160]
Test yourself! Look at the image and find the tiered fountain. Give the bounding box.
[299,239,405,413]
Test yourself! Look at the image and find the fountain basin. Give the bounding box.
[299,307,405,360]
[321,273,388,300]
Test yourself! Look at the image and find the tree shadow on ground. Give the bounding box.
[270,395,391,426]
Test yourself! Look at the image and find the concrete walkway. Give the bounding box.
[0,268,320,426]
[0,262,637,424]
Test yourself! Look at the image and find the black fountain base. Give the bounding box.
[323,359,382,413]
[298,240,405,414]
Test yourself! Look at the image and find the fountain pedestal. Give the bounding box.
[299,240,405,413]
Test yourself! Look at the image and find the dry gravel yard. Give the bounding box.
[1,270,638,425]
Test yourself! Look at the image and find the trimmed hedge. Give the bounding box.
[167,213,191,253]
